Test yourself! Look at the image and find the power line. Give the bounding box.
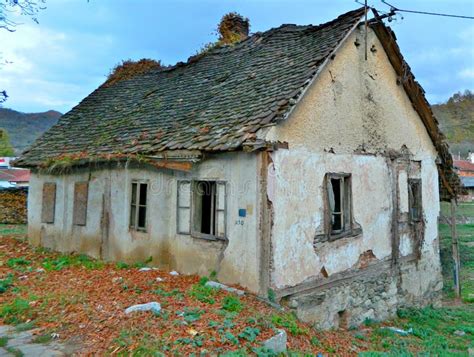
[381,0,474,20]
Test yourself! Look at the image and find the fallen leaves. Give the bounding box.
[0,232,370,355]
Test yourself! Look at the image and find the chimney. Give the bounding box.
[218,12,250,45]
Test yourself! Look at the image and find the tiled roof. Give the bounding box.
[454,160,474,172]
[16,8,365,167]
[0,169,30,183]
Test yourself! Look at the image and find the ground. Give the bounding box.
[0,203,472,356]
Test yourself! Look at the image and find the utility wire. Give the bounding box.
[382,0,474,20]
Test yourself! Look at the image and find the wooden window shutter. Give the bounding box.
[73,182,89,226]
[216,182,226,238]
[41,183,56,223]
[177,181,191,234]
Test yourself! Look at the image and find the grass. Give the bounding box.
[441,201,474,218]
[0,336,8,347]
[0,224,26,236]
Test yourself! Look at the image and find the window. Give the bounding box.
[177,180,226,239]
[408,179,422,222]
[327,174,352,236]
[41,182,56,224]
[130,181,148,231]
[73,182,88,226]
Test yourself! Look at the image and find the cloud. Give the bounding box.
[0,23,115,112]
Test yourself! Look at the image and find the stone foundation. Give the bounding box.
[282,257,442,329]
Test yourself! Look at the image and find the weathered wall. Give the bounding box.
[263,26,442,327]
[0,188,28,224]
[28,152,262,293]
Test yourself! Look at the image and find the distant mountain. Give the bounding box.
[432,90,474,157]
[0,108,61,155]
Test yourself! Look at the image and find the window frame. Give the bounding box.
[177,179,227,241]
[408,178,422,223]
[325,173,358,241]
[130,180,148,232]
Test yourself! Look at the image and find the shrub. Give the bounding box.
[222,296,243,312]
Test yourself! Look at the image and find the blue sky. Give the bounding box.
[0,0,473,113]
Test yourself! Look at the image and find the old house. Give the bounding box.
[15,8,459,328]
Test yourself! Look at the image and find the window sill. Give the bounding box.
[190,231,226,242]
[314,227,362,244]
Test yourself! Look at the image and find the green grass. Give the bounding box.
[0,224,27,236]
[5,346,24,357]
[441,201,474,218]
[0,297,34,325]
[0,336,8,347]
[42,254,104,271]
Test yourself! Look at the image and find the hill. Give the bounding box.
[0,108,61,155]
[432,90,474,157]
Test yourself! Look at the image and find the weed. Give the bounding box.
[0,336,8,347]
[178,308,204,323]
[116,262,130,269]
[15,321,36,332]
[189,281,218,304]
[42,254,104,271]
[271,313,308,336]
[310,336,322,347]
[152,288,184,299]
[221,331,239,345]
[32,333,53,344]
[7,257,31,270]
[238,327,260,342]
[133,256,153,268]
[210,270,218,280]
[0,273,14,293]
[222,296,243,312]
[267,288,276,303]
[0,298,34,325]
[6,346,23,357]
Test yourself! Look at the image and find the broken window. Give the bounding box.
[73,182,88,226]
[130,181,148,231]
[327,174,352,236]
[177,180,226,239]
[408,179,422,222]
[41,182,56,224]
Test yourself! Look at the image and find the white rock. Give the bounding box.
[169,271,179,276]
[382,326,413,336]
[156,277,164,282]
[125,302,161,314]
[138,267,152,272]
[35,268,45,273]
[112,277,123,283]
[205,281,245,296]
[263,329,287,353]
[454,330,466,336]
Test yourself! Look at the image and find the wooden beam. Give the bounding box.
[451,199,461,299]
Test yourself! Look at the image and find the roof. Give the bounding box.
[454,160,474,172]
[0,169,30,183]
[460,176,474,189]
[15,7,459,199]
[15,8,366,167]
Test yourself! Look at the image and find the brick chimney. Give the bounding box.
[218,12,250,45]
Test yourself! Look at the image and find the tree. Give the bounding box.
[0,0,46,104]
[0,129,15,156]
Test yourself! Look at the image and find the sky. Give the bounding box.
[0,0,473,114]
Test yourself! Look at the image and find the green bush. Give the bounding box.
[222,296,243,312]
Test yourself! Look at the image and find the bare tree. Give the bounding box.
[0,0,46,104]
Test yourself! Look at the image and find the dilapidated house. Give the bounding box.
[16,8,460,328]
